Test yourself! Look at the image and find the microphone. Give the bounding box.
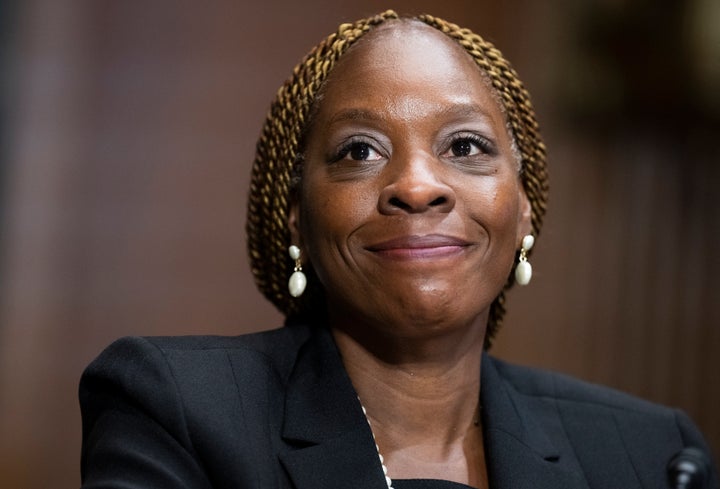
[667,447,710,489]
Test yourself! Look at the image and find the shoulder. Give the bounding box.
[82,324,315,394]
[485,356,718,487]
[79,325,317,450]
[486,355,715,458]
[137,322,313,358]
[79,326,318,486]
[488,354,673,416]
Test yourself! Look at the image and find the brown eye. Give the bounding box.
[442,134,496,159]
[350,143,372,160]
[451,139,477,157]
[334,141,383,162]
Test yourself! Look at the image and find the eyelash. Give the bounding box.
[330,138,382,163]
[445,133,496,157]
[328,132,497,164]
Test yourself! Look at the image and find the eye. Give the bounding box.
[333,141,383,162]
[450,139,478,157]
[442,134,495,158]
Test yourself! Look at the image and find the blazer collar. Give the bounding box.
[279,327,388,489]
[279,328,587,489]
[481,353,588,489]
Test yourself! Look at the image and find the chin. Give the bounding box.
[381,289,487,332]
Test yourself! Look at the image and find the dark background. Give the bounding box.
[1,1,718,487]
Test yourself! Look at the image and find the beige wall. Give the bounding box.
[1,1,718,487]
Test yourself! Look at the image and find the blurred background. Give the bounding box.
[1,0,718,487]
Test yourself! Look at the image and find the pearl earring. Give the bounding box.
[514,235,534,286]
[288,245,307,298]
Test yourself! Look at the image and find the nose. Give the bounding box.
[378,153,456,215]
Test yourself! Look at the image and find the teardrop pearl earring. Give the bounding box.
[288,245,307,298]
[514,235,534,286]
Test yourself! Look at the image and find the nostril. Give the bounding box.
[385,195,450,213]
[388,197,410,210]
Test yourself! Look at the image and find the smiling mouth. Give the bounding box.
[366,235,471,260]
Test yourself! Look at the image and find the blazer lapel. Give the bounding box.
[278,331,591,489]
[481,354,589,489]
[278,328,388,489]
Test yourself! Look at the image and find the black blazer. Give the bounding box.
[79,324,718,488]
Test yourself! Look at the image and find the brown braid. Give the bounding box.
[246,11,548,348]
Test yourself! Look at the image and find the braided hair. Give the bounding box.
[246,10,548,347]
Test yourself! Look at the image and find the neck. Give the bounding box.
[331,322,485,447]
[332,323,488,487]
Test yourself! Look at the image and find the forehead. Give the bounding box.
[313,21,503,124]
[348,21,476,68]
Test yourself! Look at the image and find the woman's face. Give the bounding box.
[291,23,531,339]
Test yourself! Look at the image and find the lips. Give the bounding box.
[366,234,471,260]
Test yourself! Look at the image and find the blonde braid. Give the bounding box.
[247,12,548,347]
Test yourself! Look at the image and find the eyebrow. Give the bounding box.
[437,102,497,122]
[327,103,497,126]
[327,108,382,125]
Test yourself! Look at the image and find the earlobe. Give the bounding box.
[286,200,308,298]
[517,188,532,241]
[288,201,302,247]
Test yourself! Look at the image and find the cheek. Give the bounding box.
[465,179,521,234]
[298,181,376,269]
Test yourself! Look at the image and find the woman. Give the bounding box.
[80,11,717,489]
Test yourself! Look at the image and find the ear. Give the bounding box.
[516,187,533,245]
[288,196,302,249]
